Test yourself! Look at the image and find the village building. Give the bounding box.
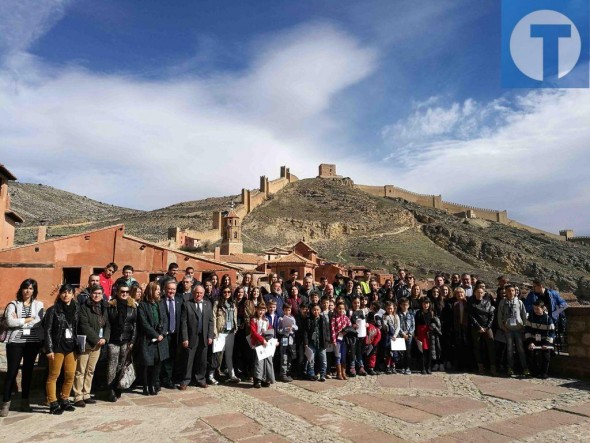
[0,164,24,250]
[0,224,241,307]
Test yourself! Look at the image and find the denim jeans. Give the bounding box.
[505,329,527,371]
[306,344,327,377]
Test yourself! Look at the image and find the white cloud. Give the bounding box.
[380,90,590,235]
[0,0,72,55]
[0,22,378,210]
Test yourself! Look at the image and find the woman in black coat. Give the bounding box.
[136,281,169,395]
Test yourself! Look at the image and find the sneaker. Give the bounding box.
[207,376,219,386]
[278,375,293,383]
[358,367,367,376]
[405,369,412,375]
[385,367,392,375]
[391,367,398,375]
[523,369,531,377]
[319,376,326,382]
[253,380,261,389]
[367,368,376,376]
[348,368,357,378]
[227,375,241,383]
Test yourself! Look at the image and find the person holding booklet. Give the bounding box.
[249,302,276,388]
[44,284,80,415]
[73,284,110,407]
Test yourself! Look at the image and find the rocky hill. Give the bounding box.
[11,182,238,244]
[10,178,590,295]
[241,178,590,293]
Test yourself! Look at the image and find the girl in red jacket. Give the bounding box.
[250,302,276,388]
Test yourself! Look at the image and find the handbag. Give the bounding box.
[118,351,136,389]
[0,302,16,343]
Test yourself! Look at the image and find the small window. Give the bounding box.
[63,268,81,288]
[234,232,238,239]
[149,273,165,282]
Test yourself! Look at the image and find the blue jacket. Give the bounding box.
[524,289,567,323]
[263,293,284,317]
[398,310,415,337]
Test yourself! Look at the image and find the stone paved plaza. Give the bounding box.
[2,373,590,442]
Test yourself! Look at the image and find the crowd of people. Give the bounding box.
[0,262,568,417]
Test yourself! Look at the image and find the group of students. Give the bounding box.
[0,263,567,417]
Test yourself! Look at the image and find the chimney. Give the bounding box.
[37,225,47,243]
[214,246,221,261]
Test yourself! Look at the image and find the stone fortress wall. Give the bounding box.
[319,164,577,242]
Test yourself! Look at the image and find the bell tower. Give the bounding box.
[220,208,243,255]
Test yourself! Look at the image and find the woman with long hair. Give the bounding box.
[1,279,44,417]
[136,282,169,395]
[107,284,138,402]
[44,284,79,414]
[409,284,423,313]
[213,285,240,383]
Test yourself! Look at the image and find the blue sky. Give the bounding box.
[0,0,588,235]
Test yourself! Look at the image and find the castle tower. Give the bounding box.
[220,209,243,255]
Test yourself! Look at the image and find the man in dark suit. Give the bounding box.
[179,285,214,389]
[159,280,183,389]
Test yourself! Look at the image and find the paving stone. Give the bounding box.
[408,375,446,390]
[347,430,405,442]
[220,422,264,441]
[428,427,511,443]
[91,419,143,433]
[179,419,214,435]
[1,414,31,425]
[383,404,438,423]
[377,375,410,388]
[290,380,336,392]
[240,435,291,443]
[203,412,255,430]
[391,396,485,416]
[481,409,585,439]
[180,397,220,407]
[557,402,590,417]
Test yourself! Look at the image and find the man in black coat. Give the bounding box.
[159,280,183,388]
[179,285,214,389]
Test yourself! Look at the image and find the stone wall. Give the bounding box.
[552,306,590,379]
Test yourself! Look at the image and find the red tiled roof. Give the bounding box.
[266,253,317,266]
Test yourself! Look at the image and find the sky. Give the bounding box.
[0,0,589,235]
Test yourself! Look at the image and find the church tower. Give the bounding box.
[220,209,243,255]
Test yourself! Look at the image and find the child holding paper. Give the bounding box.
[331,302,352,380]
[277,303,298,382]
[349,296,367,377]
[382,301,400,374]
[397,297,415,374]
[249,303,275,388]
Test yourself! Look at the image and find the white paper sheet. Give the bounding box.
[256,338,278,361]
[356,318,367,338]
[213,333,227,353]
[304,346,314,362]
[390,338,406,351]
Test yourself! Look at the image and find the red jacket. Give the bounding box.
[99,272,114,299]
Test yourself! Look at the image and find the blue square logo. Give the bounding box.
[502,0,589,88]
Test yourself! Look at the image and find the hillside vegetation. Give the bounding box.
[10,178,590,294]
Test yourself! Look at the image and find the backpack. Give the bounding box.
[0,302,17,343]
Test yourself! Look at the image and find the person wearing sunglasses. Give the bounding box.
[106,285,138,402]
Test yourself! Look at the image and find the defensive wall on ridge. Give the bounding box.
[351,183,565,240]
[169,166,298,247]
